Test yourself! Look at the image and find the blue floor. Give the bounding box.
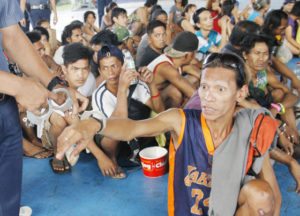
[21,154,300,216]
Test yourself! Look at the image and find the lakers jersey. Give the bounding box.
[168,109,214,216]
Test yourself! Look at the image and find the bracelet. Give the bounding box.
[278,103,285,115]
[91,117,107,134]
[151,92,160,99]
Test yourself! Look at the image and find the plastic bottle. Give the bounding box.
[122,49,138,85]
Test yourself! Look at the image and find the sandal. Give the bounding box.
[24,148,53,159]
[49,157,71,174]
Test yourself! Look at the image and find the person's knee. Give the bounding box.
[164,88,183,108]
[238,179,275,215]
[50,114,67,130]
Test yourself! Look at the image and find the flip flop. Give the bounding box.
[24,149,53,159]
[49,157,71,174]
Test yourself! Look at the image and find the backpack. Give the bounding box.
[246,113,279,175]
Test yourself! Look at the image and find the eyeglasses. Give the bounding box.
[202,52,246,87]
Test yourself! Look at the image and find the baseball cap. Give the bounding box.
[113,25,130,42]
[97,45,124,64]
[164,31,199,58]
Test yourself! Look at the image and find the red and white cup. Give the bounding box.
[139,146,168,178]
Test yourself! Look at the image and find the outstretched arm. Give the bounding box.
[56,108,182,159]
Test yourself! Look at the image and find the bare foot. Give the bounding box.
[97,153,126,178]
[289,159,300,193]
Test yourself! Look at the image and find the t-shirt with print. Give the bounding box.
[92,81,151,118]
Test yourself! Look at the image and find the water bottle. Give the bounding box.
[122,49,138,85]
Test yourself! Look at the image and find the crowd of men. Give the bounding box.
[1,0,300,215]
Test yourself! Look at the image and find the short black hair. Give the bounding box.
[229,21,261,46]
[63,43,93,66]
[173,0,188,7]
[36,19,49,27]
[222,0,236,17]
[145,0,158,7]
[147,20,166,35]
[252,0,270,11]
[34,26,50,41]
[105,2,118,13]
[111,7,127,24]
[262,10,288,36]
[291,1,300,17]
[193,7,209,24]
[241,34,272,55]
[150,9,167,22]
[61,22,82,45]
[150,4,162,15]
[90,29,120,46]
[26,31,41,44]
[84,11,96,23]
[203,52,248,89]
[182,4,196,17]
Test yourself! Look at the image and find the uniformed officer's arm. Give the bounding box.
[1,24,55,87]
[0,70,56,114]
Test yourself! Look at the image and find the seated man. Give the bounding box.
[193,8,227,61]
[240,34,300,193]
[111,7,135,55]
[57,52,282,215]
[53,22,84,65]
[136,20,167,68]
[90,45,164,178]
[89,29,120,80]
[53,22,96,97]
[36,19,60,56]
[45,43,93,173]
[33,26,52,56]
[147,31,200,108]
[26,31,62,76]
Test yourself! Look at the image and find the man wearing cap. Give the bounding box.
[147,31,200,108]
[91,45,164,178]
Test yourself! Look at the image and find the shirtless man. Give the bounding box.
[57,52,281,216]
[147,31,200,108]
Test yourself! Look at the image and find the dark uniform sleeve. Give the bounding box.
[0,0,23,28]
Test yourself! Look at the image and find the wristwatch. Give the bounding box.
[47,76,68,91]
